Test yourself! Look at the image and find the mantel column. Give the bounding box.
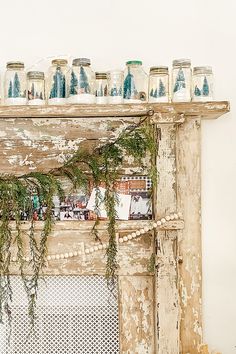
[176,118,202,353]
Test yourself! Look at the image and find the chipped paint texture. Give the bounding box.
[0,116,149,175]
[119,276,155,354]
[155,124,179,354]
[176,118,202,353]
[1,103,230,353]
[156,231,179,353]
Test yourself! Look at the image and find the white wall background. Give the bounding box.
[0,0,235,352]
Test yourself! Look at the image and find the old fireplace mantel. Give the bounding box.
[0,101,230,354]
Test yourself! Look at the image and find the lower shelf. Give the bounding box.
[13,219,184,231]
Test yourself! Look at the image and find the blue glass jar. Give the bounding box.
[148,66,169,102]
[192,66,213,101]
[107,70,124,104]
[68,58,95,104]
[95,72,108,104]
[172,59,191,102]
[4,61,27,105]
[123,60,148,103]
[27,71,46,105]
[47,59,69,105]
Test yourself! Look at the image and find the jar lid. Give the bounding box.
[7,61,24,69]
[51,58,68,66]
[150,66,169,74]
[27,71,45,80]
[96,72,107,79]
[193,66,212,75]
[126,60,142,66]
[73,58,91,66]
[173,59,191,68]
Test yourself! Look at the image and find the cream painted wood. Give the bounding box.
[0,102,229,353]
[155,124,179,354]
[176,118,202,353]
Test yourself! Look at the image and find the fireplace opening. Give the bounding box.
[0,276,119,354]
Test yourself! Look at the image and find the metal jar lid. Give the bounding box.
[150,66,169,74]
[193,66,213,75]
[27,71,45,80]
[73,58,91,66]
[96,72,107,80]
[51,58,68,66]
[172,59,191,68]
[7,61,25,69]
[126,60,142,66]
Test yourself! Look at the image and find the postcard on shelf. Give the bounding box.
[86,187,131,220]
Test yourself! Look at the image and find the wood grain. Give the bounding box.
[176,118,202,353]
[155,124,180,354]
[119,275,155,354]
[0,101,229,120]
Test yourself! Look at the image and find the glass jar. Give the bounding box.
[47,59,69,105]
[123,60,148,103]
[4,61,27,105]
[27,71,45,105]
[95,72,108,104]
[68,58,95,104]
[192,66,213,101]
[107,70,124,104]
[148,66,169,102]
[172,59,191,102]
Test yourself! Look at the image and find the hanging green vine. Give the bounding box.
[0,115,157,335]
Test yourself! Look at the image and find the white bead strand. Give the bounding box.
[10,212,182,262]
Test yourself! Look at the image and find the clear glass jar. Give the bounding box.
[172,59,191,102]
[27,71,45,105]
[47,59,69,105]
[68,58,95,104]
[95,72,108,104]
[107,70,124,104]
[148,66,169,102]
[192,66,213,101]
[4,61,27,105]
[123,60,148,103]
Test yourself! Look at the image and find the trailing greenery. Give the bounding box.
[0,116,157,335]
[147,253,156,273]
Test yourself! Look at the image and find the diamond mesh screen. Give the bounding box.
[0,276,119,354]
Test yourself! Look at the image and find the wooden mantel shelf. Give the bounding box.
[15,219,184,231]
[0,101,229,122]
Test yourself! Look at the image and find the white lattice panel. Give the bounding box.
[0,276,119,354]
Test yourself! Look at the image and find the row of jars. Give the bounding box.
[3,58,213,105]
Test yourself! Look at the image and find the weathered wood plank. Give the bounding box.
[0,139,150,175]
[9,219,184,231]
[0,101,229,120]
[176,118,202,353]
[9,228,155,276]
[119,275,155,354]
[0,116,141,140]
[0,116,150,175]
[156,230,179,353]
[155,124,180,354]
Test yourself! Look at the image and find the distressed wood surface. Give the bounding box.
[8,220,183,277]
[0,101,229,120]
[10,219,184,231]
[0,116,150,175]
[155,124,180,354]
[0,102,230,352]
[176,118,202,353]
[119,275,155,354]
[9,228,154,276]
[156,231,179,353]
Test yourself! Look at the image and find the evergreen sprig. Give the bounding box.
[0,115,157,336]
